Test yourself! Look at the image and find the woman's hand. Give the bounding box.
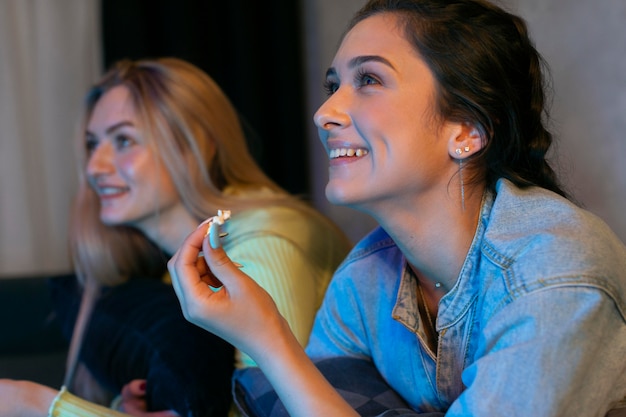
[169,221,360,417]
[116,379,179,417]
[0,379,57,417]
[168,220,289,364]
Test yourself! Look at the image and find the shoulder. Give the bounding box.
[226,205,340,240]
[330,226,405,291]
[315,227,404,322]
[225,205,352,264]
[484,179,626,265]
[482,179,626,315]
[339,226,401,265]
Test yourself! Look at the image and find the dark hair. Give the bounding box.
[350,0,567,197]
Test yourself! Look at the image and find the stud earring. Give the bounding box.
[464,146,470,152]
[455,148,463,155]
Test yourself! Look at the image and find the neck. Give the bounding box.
[373,184,484,292]
[138,206,200,256]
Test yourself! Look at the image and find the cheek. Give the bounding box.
[353,100,409,146]
[117,153,151,181]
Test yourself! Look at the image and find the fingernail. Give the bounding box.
[219,232,229,238]
[209,221,221,249]
[198,217,213,229]
[233,262,243,269]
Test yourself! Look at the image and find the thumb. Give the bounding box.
[201,220,244,289]
[122,379,147,397]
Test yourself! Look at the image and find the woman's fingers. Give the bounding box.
[121,379,147,398]
[118,380,180,417]
[169,216,286,361]
[168,224,207,303]
[201,221,245,284]
[169,220,239,291]
[169,220,250,329]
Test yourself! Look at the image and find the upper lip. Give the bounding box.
[326,139,367,151]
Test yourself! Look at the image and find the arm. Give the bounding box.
[0,380,57,417]
[50,385,179,417]
[169,222,359,417]
[0,381,131,417]
[50,387,134,417]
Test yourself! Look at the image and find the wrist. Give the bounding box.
[253,317,308,370]
[48,386,67,416]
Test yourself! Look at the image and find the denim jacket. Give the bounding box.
[306,179,626,417]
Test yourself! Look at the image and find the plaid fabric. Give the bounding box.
[233,357,429,417]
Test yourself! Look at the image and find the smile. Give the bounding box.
[329,148,369,159]
[96,186,130,196]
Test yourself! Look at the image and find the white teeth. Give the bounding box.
[329,148,369,159]
[99,186,127,195]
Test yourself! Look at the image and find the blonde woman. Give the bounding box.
[0,57,351,417]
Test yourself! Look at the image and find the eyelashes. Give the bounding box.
[356,68,380,87]
[322,68,381,96]
[323,79,338,96]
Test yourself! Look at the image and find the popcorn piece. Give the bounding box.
[214,209,231,225]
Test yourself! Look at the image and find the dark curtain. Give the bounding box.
[101,0,309,196]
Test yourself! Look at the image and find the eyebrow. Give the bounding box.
[325,55,397,78]
[85,121,135,136]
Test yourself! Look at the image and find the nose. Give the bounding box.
[86,141,115,178]
[313,91,350,133]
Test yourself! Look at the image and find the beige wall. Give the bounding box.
[302,0,626,244]
[507,0,626,242]
[1,0,623,276]
[0,1,101,276]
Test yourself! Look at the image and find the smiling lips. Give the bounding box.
[329,148,369,159]
[96,185,130,199]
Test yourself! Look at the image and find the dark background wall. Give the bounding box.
[102,0,310,196]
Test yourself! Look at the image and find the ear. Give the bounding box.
[447,123,484,160]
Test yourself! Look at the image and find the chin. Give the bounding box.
[100,218,122,227]
[325,184,357,207]
[99,212,128,227]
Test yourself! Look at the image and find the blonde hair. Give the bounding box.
[70,57,317,287]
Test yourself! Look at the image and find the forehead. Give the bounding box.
[332,13,418,68]
[90,85,137,122]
